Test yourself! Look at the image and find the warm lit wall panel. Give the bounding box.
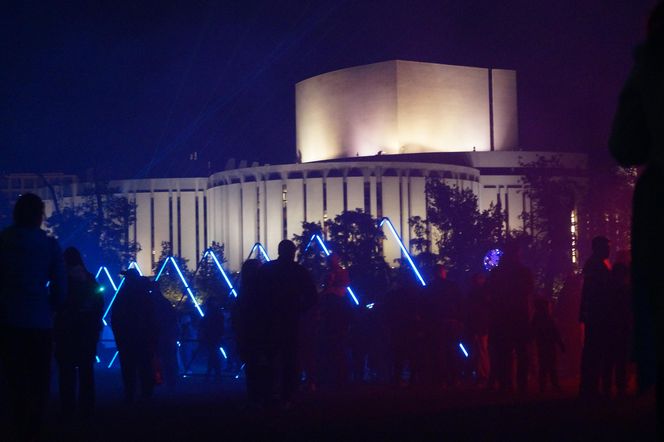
[135,192,152,274]
[178,191,197,265]
[242,182,258,259]
[286,179,304,241]
[305,178,324,226]
[346,176,364,213]
[381,177,401,266]
[326,178,344,219]
[491,69,519,150]
[265,180,283,258]
[396,61,490,152]
[296,61,398,162]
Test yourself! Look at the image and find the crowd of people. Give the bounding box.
[0,190,652,440]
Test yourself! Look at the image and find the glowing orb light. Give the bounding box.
[483,248,503,271]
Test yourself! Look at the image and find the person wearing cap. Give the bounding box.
[110,267,157,403]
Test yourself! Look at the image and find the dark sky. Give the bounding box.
[1,0,657,179]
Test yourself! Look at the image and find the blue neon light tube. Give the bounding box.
[379,218,426,287]
[107,351,119,368]
[167,257,205,317]
[102,267,118,291]
[129,261,144,276]
[204,250,238,297]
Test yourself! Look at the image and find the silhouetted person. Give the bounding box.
[466,273,490,385]
[608,1,663,424]
[486,241,534,393]
[53,247,104,419]
[319,253,352,386]
[422,264,464,387]
[152,287,179,389]
[200,296,225,381]
[603,262,633,396]
[110,268,156,403]
[235,259,271,406]
[258,240,317,407]
[531,297,564,393]
[0,193,66,441]
[579,236,613,397]
[384,274,419,386]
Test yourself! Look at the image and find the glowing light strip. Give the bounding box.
[248,242,271,262]
[95,356,101,364]
[303,235,316,254]
[129,261,143,276]
[459,342,469,358]
[379,218,426,287]
[205,250,239,297]
[166,257,205,317]
[219,346,228,359]
[102,267,118,291]
[95,267,103,279]
[107,351,119,368]
[102,277,126,324]
[155,258,170,281]
[314,235,331,255]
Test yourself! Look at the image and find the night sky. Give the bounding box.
[1,0,657,179]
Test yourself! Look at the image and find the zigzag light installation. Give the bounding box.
[303,234,360,306]
[200,249,238,298]
[377,218,469,357]
[101,261,144,326]
[97,261,142,366]
[155,257,205,317]
[379,217,427,287]
[155,256,230,364]
[246,242,271,262]
[95,266,118,292]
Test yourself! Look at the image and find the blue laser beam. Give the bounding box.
[379,217,426,287]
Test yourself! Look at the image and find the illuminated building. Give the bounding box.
[35,61,585,273]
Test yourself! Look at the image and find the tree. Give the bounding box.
[293,221,328,288]
[293,210,389,301]
[518,155,585,297]
[46,188,140,274]
[194,241,231,308]
[579,165,635,258]
[413,178,504,281]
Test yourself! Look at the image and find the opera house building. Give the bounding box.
[42,61,586,273]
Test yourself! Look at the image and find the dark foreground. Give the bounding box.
[1,370,657,441]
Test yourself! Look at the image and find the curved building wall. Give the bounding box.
[207,161,480,271]
[296,60,518,163]
[41,152,585,275]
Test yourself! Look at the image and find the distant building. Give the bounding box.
[33,61,586,273]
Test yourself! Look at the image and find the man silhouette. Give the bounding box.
[0,193,67,440]
[258,240,317,407]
